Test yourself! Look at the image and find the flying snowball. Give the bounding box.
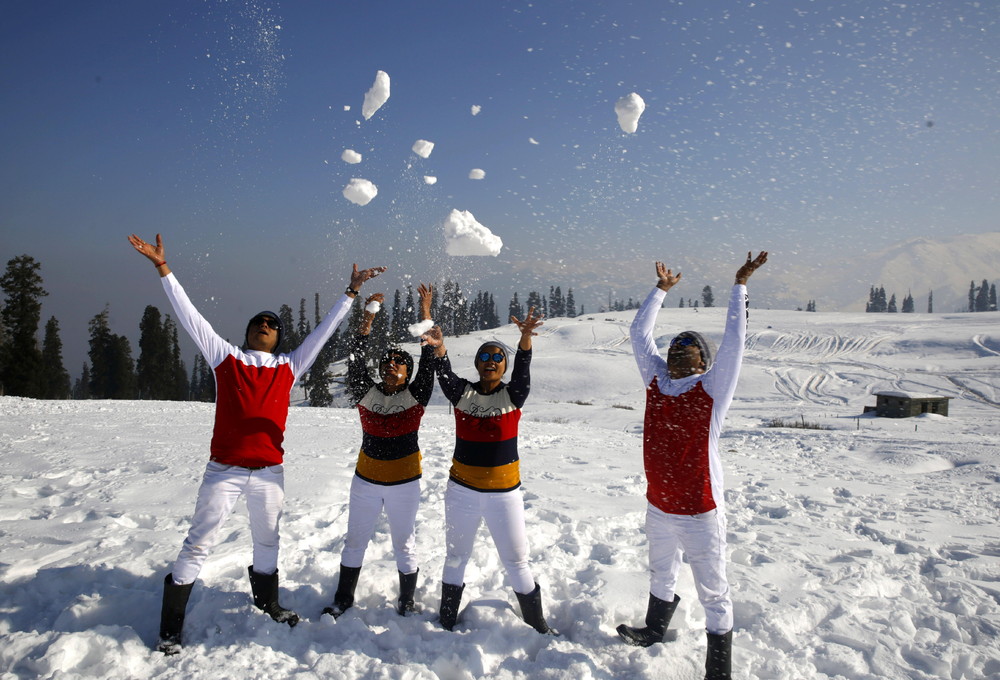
[408,319,434,337]
[424,176,437,185]
[468,168,486,180]
[341,149,362,164]
[412,139,435,158]
[362,70,390,120]
[365,300,381,314]
[615,92,646,133]
[529,137,540,145]
[443,209,503,257]
[471,105,482,116]
[343,178,378,206]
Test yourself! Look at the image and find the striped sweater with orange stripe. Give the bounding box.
[435,348,531,492]
[347,335,435,485]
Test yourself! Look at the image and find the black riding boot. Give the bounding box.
[705,630,733,680]
[397,569,419,615]
[514,582,558,635]
[247,566,299,626]
[616,593,681,647]
[322,564,362,619]
[438,582,465,631]
[156,573,194,655]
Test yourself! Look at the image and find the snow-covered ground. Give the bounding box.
[1,306,998,679]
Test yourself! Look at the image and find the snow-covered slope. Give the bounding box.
[1,306,998,679]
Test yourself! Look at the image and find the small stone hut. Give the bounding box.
[868,391,951,418]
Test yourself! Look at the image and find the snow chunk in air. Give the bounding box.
[443,209,502,257]
[341,149,362,164]
[412,140,435,158]
[343,178,378,206]
[471,105,482,116]
[615,92,645,133]
[362,71,390,120]
[408,319,434,337]
[468,168,486,180]
[424,176,437,185]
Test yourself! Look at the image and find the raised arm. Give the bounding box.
[358,293,384,336]
[706,251,768,400]
[630,262,675,387]
[511,306,544,351]
[735,251,768,286]
[418,283,433,321]
[128,233,171,277]
[290,263,386,378]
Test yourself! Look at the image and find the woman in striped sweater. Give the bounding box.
[425,307,556,635]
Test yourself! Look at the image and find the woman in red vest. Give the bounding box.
[619,251,767,680]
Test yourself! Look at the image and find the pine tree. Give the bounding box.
[137,305,169,399]
[40,316,71,399]
[887,294,897,313]
[189,353,215,402]
[526,291,543,316]
[278,304,296,352]
[166,316,189,400]
[0,254,47,397]
[88,306,137,399]
[969,281,977,312]
[73,363,91,399]
[509,292,524,322]
[927,290,933,314]
[566,288,576,318]
[990,284,997,312]
[702,285,714,308]
[390,290,404,342]
[975,279,990,312]
[403,286,417,330]
[901,292,914,313]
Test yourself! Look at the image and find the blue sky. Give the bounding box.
[2,0,998,373]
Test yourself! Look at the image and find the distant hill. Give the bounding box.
[766,232,1000,313]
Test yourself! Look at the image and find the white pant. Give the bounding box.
[172,462,285,585]
[646,503,732,635]
[442,480,535,594]
[341,475,420,574]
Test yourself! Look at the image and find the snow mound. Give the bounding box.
[342,178,377,206]
[412,140,434,158]
[615,92,646,133]
[442,209,502,257]
[408,319,434,337]
[361,70,390,120]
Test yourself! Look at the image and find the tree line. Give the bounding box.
[0,254,590,404]
[865,279,997,313]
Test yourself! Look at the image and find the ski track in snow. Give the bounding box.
[1,309,999,679]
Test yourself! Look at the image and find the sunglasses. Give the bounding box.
[252,316,281,330]
[478,351,506,363]
[670,336,697,347]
